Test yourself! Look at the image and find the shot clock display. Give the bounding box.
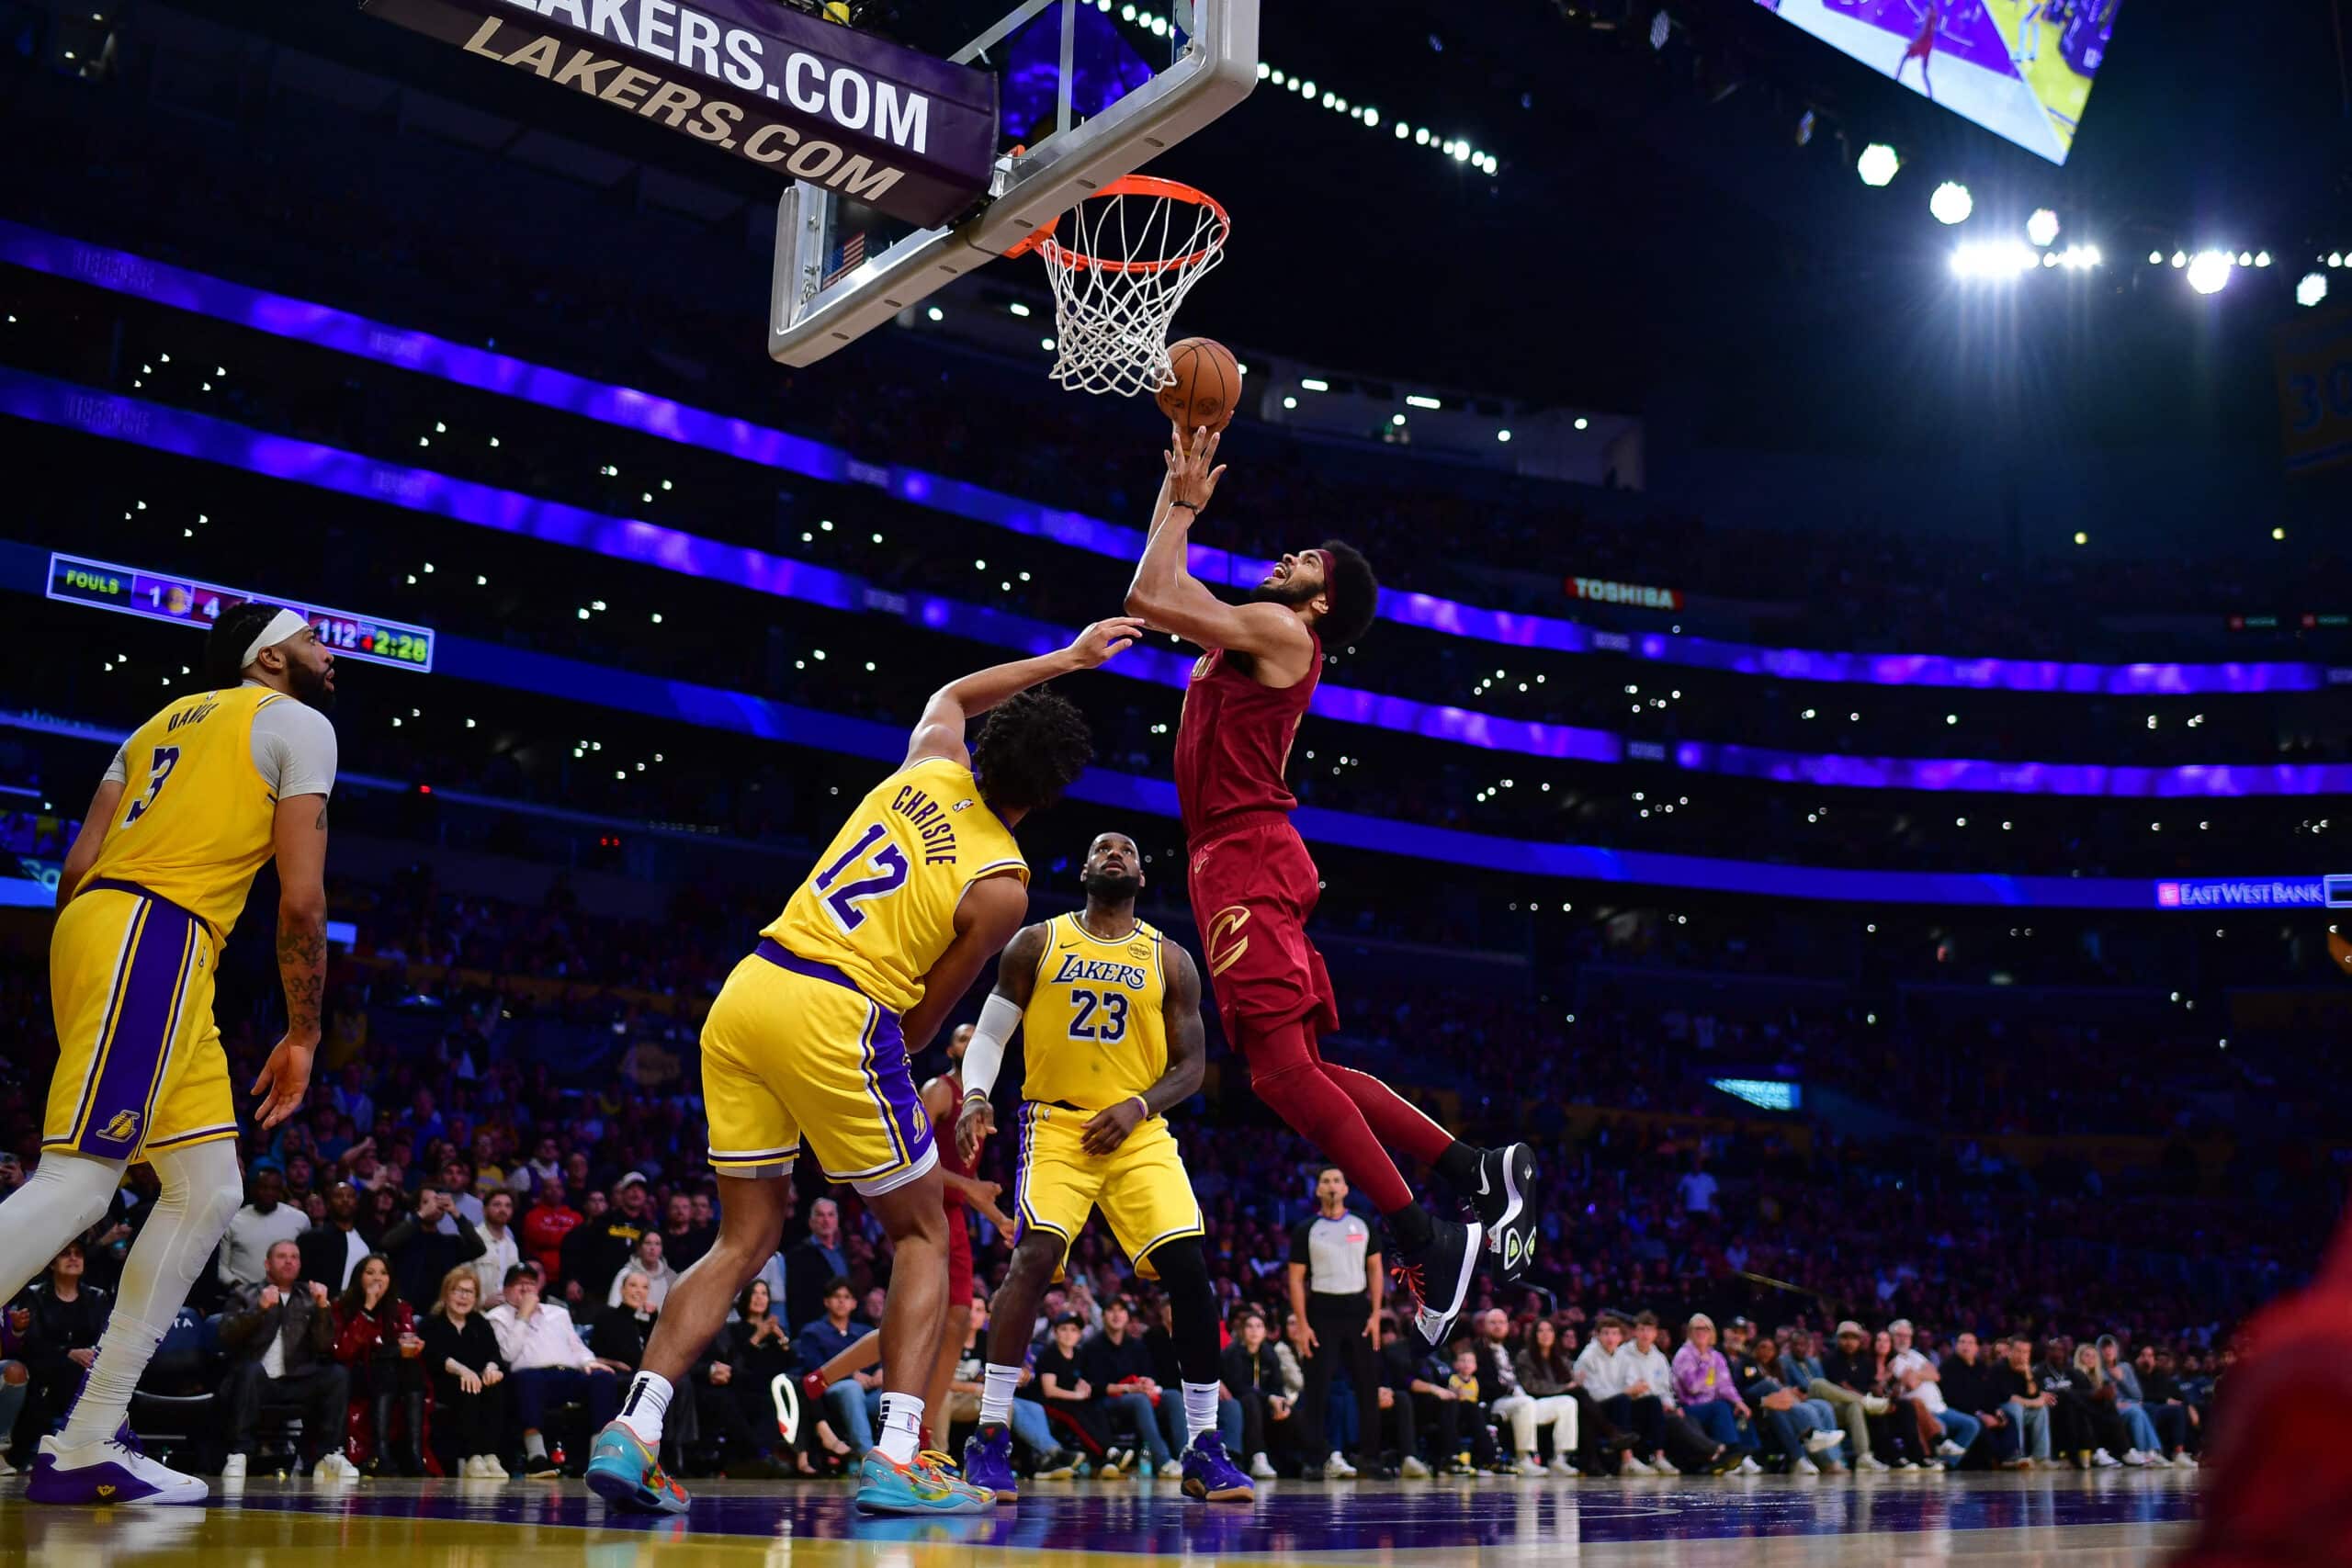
[47,552,435,672]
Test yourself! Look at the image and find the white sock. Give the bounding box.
[876,1392,924,1465]
[58,1315,168,1450]
[617,1371,673,1446]
[978,1363,1022,1429]
[1183,1382,1222,1446]
[0,1152,121,1306]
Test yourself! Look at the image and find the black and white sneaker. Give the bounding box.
[1472,1143,1539,1282]
[1396,1218,1485,1348]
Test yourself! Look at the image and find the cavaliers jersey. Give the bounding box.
[1171,633,1323,843]
[85,685,295,939]
[1019,912,1170,1112]
[763,757,1027,1015]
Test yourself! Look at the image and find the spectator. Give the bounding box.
[2036,1338,2111,1466]
[2000,1337,2056,1467]
[418,1265,507,1478]
[382,1185,489,1308]
[331,1254,426,1476]
[473,1190,521,1304]
[1468,1309,1536,1467]
[1675,1159,1718,1215]
[1939,1331,2019,1468]
[1812,1320,1892,1471]
[661,1192,714,1276]
[783,1198,848,1333]
[2133,1344,2199,1466]
[299,1181,372,1294]
[14,1243,107,1461]
[1080,1298,1174,1479]
[2099,1335,2169,1466]
[794,1278,879,1455]
[1440,1342,1501,1474]
[560,1174,650,1307]
[519,1178,581,1284]
[1220,1308,1291,1481]
[2072,1343,2137,1467]
[1574,1313,1653,1472]
[488,1263,625,1474]
[1725,1320,1847,1474]
[1672,1314,1758,1472]
[1371,1310,1432,1477]
[955,1292,1078,1479]
[691,1280,797,1478]
[605,1232,677,1310]
[1510,1316,1582,1476]
[1287,1167,1385,1481]
[217,1168,310,1290]
[1888,1319,1978,1468]
[218,1239,356,1482]
[1032,1311,1115,1469]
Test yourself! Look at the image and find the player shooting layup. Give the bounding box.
[0,602,337,1506]
[586,620,1140,1517]
[1125,426,1541,1348]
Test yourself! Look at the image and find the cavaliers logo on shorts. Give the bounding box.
[1204,906,1251,977]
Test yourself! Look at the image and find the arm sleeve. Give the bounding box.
[958,991,1023,1099]
[249,698,338,800]
[104,744,130,786]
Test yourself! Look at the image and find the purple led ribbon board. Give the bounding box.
[9,369,2351,795]
[0,220,2329,697]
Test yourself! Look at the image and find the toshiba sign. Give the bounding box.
[1566,576,1683,611]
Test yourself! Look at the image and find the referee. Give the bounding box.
[1287,1165,1387,1478]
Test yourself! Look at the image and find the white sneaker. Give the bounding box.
[1935,1439,1966,1459]
[1618,1454,1655,1475]
[0,1450,13,1477]
[485,1454,510,1479]
[1793,1457,1821,1476]
[1514,1457,1547,1477]
[28,1435,208,1506]
[1401,1456,1434,1478]
[1804,1429,1846,1454]
[220,1453,249,1482]
[1249,1452,1277,1480]
[1323,1452,1359,1480]
[2123,1449,2151,1467]
[2093,1449,2121,1469]
[1737,1456,1764,1475]
[1860,1395,1892,1416]
[1855,1453,1890,1472]
[2174,1453,2198,1470]
[1550,1459,1578,1478]
[312,1452,361,1483]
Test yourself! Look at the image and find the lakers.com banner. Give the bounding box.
[362,0,999,228]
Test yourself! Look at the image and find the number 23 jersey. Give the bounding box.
[763,757,1028,1015]
[1020,912,1170,1113]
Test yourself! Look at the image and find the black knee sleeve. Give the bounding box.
[1145,1236,1222,1387]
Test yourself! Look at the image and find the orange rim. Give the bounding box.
[1005,175,1229,273]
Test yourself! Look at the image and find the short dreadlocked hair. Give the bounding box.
[971,686,1093,816]
[1314,539,1378,649]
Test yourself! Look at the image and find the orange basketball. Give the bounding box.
[1156,337,1242,435]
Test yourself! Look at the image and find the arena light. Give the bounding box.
[1496,429,1511,443]
[2148,250,2164,265]
[1299,377,1329,391]
[2187,250,2233,295]
[1405,394,1442,410]
[2055,244,2103,270]
[2300,271,2330,308]
[1950,240,2035,279]
[1856,142,1900,186]
[2026,208,2060,247]
[1929,181,1973,225]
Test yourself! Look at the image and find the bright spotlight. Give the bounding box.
[2148,250,2163,265]
[2171,251,2188,268]
[1951,240,2034,279]
[2236,251,2253,266]
[2056,244,2103,270]
[1929,181,1973,224]
[2187,251,2233,295]
[1857,142,1900,186]
[2299,271,2330,308]
[2255,251,2271,267]
[2026,208,2060,247]
[2332,253,2346,267]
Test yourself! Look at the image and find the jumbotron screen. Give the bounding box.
[1752,1,2120,164]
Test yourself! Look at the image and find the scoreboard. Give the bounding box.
[47,552,435,672]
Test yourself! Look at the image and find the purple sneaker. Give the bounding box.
[962,1423,1019,1503]
[1181,1433,1254,1502]
[26,1436,207,1506]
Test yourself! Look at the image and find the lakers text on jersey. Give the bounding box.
[1012,914,1201,1278]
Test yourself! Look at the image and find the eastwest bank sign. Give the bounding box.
[361,0,998,228]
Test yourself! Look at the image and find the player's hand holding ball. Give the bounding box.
[1066,617,1147,669]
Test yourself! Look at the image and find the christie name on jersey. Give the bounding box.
[888,777,972,865]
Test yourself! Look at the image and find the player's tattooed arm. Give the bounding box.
[254,791,331,1129]
[1141,942,1208,1116]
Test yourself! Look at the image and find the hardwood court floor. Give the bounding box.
[2,1468,2201,1568]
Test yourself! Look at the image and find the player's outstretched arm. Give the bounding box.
[1125,424,1310,667]
[1078,942,1209,1156]
[904,620,1145,771]
[54,775,126,910]
[903,874,1029,1055]
[253,793,329,1130]
[954,919,1049,1164]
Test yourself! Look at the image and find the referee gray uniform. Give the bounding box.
[1288,1210,1380,1468]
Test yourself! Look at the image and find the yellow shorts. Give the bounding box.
[43,886,235,1163]
[1012,1101,1203,1280]
[699,943,934,1190]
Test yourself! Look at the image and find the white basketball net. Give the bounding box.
[1033,182,1228,398]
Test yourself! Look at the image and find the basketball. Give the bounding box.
[1157,336,1242,434]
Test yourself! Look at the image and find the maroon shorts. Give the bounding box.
[1186,816,1340,1044]
[944,1199,976,1306]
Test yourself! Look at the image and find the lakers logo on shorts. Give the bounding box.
[98,1110,142,1145]
[1204,906,1251,978]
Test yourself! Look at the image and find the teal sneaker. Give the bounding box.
[583,1422,689,1515]
[854,1450,994,1515]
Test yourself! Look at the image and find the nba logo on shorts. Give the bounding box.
[100,1110,142,1144]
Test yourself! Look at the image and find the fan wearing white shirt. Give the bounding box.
[473,1190,521,1303]
[1888,1319,1979,1466]
[488,1266,626,1473]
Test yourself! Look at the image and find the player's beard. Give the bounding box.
[1247,576,1320,610]
[1081,868,1143,904]
[288,659,336,712]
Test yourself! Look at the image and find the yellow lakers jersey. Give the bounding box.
[764,757,1027,1015]
[1021,912,1170,1111]
[85,686,286,938]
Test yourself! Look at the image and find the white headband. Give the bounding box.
[241,607,311,671]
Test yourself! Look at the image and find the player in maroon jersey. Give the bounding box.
[1124,425,1540,1347]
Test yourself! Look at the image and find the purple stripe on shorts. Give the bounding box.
[76,897,195,1155]
[857,1006,933,1175]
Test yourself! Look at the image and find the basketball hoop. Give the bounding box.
[1009,175,1229,398]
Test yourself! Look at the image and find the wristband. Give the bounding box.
[1170,500,1200,514]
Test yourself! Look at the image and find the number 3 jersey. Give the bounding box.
[1019,912,1170,1113]
[88,683,337,939]
[763,757,1028,1014]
